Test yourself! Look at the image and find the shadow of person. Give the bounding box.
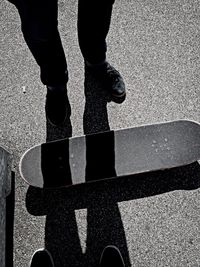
[26,161,200,266]
[26,69,131,266]
[25,70,200,266]
[83,63,111,135]
[82,68,131,266]
[45,93,72,143]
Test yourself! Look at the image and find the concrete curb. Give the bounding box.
[0,147,12,267]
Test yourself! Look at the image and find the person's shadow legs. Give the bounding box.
[83,68,131,266]
[27,67,130,266]
[46,92,72,142]
[83,64,111,135]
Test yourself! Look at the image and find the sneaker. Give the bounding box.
[45,85,71,126]
[85,61,126,104]
[30,249,54,267]
[99,245,125,267]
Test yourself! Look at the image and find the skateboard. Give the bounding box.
[19,120,200,188]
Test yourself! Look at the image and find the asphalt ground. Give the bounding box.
[1,0,200,266]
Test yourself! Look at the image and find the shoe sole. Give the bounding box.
[110,91,126,104]
[46,115,68,127]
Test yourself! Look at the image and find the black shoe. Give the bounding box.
[30,249,54,267]
[85,61,126,104]
[45,85,71,126]
[99,245,125,267]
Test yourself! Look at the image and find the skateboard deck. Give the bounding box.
[19,120,200,188]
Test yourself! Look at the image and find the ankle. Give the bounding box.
[85,60,107,68]
[47,84,67,93]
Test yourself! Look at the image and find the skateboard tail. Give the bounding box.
[19,144,44,187]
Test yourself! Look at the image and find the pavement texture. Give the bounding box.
[1,0,200,266]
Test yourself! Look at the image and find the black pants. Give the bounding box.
[11,0,115,85]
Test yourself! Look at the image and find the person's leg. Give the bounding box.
[14,0,68,86]
[13,0,70,125]
[77,0,126,103]
[30,249,54,267]
[99,245,125,267]
[77,0,115,65]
